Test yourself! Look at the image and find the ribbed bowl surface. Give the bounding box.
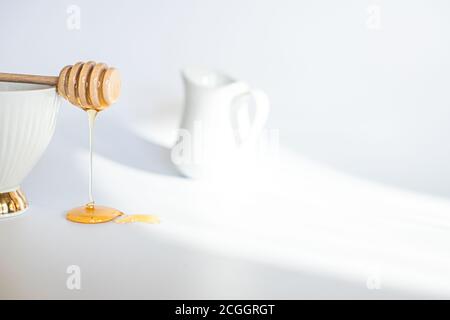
[0,83,60,192]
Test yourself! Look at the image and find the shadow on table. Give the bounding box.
[23,107,182,208]
[94,119,181,178]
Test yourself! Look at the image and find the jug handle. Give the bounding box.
[231,89,270,147]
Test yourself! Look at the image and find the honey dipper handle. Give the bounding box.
[0,72,58,86]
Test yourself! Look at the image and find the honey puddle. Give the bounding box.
[66,110,158,225]
[114,214,160,224]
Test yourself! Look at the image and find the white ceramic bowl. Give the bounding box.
[0,82,60,217]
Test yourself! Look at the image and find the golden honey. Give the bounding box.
[66,110,124,224]
[114,214,160,224]
[66,109,159,225]
[66,203,123,224]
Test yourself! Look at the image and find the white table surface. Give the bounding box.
[1,106,449,299]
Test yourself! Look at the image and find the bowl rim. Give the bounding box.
[0,82,56,95]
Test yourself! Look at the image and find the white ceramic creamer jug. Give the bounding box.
[172,67,270,179]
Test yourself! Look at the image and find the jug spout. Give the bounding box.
[181,67,236,90]
[181,66,250,99]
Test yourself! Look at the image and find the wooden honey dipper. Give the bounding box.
[0,61,121,111]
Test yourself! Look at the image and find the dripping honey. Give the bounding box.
[66,110,123,224]
[65,109,159,225]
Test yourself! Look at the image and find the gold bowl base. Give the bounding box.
[0,188,28,218]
